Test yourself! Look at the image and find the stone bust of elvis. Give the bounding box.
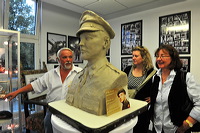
[66,10,128,115]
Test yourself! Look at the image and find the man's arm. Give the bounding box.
[4,84,34,101]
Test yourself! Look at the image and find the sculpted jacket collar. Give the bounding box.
[85,57,108,79]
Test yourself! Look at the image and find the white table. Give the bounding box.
[51,114,138,133]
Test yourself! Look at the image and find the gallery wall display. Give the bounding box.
[159,11,191,54]
[47,32,67,63]
[180,56,190,72]
[121,57,132,71]
[68,36,83,63]
[121,20,142,55]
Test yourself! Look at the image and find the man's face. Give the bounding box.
[58,50,73,70]
[79,31,105,61]
[118,92,126,103]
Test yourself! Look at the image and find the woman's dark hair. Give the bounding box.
[155,45,182,71]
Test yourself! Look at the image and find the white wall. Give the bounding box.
[41,0,200,83]
[108,0,200,83]
[41,3,86,70]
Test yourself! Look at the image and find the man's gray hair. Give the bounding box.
[56,48,74,58]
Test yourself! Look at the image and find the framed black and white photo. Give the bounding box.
[68,36,83,63]
[47,32,67,63]
[121,57,132,71]
[106,49,110,56]
[180,56,190,72]
[54,65,59,68]
[106,57,110,62]
[159,11,191,54]
[121,20,142,55]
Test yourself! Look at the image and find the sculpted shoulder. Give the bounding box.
[106,62,127,75]
[106,63,128,85]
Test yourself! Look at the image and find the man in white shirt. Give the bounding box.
[4,48,82,133]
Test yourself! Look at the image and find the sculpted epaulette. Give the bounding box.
[106,62,122,74]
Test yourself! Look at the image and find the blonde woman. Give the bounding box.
[123,46,156,133]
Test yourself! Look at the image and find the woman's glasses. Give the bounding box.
[155,55,170,59]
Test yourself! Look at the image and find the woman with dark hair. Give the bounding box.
[123,46,156,133]
[150,45,200,133]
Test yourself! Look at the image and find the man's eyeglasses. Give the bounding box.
[155,55,170,59]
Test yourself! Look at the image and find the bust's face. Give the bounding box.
[79,31,106,61]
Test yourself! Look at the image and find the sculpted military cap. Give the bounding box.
[76,10,115,39]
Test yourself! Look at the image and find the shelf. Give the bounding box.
[0,29,21,132]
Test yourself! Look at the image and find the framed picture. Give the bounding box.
[159,11,191,54]
[21,62,48,99]
[0,81,9,94]
[121,57,132,71]
[106,49,110,56]
[121,20,142,55]
[47,32,67,63]
[0,48,5,69]
[106,57,110,62]
[54,65,59,68]
[180,56,190,72]
[68,36,83,63]
[25,73,48,99]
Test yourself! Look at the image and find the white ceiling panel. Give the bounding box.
[115,0,158,8]
[85,0,127,15]
[64,0,99,7]
[42,0,186,19]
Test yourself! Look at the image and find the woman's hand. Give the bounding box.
[176,121,190,133]
[145,97,151,103]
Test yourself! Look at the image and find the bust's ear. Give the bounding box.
[103,36,109,49]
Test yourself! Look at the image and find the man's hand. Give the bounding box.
[4,91,18,101]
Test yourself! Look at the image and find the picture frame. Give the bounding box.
[21,62,48,99]
[106,49,110,56]
[54,65,59,68]
[106,57,110,62]
[0,81,9,94]
[47,32,67,63]
[68,36,83,63]
[121,20,142,55]
[0,48,5,70]
[180,56,190,72]
[121,57,132,71]
[24,73,47,100]
[159,11,191,54]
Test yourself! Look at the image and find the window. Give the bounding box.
[8,0,37,35]
[20,42,35,70]
[1,0,42,69]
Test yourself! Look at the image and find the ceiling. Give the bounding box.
[41,0,186,19]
